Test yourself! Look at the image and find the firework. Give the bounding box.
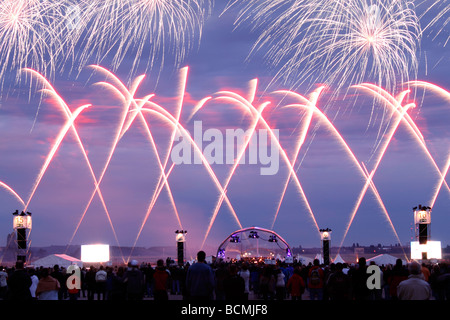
[1,65,448,257]
[0,181,25,208]
[56,0,211,80]
[0,0,64,86]
[229,0,420,94]
[416,0,449,46]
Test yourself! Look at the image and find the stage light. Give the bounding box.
[230,235,240,243]
[218,248,226,259]
[249,231,259,239]
[286,248,292,257]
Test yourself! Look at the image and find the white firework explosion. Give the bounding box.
[415,0,449,46]
[56,0,211,80]
[0,0,64,85]
[229,0,421,95]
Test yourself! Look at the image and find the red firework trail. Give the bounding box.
[357,83,450,198]
[338,84,415,252]
[0,181,25,208]
[22,68,127,264]
[95,67,244,260]
[269,86,325,230]
[193,82,272,249]
[3,66,448,256]
[202,86,321,240]
[407,81,450,206]
[139,102,243,224]
[273,87,408,259]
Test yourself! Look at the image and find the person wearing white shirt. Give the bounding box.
[238,263,250,300]
[95,266,108,300]
[0,266,8,299]
[397,261,432,300]
[29,269,39,299]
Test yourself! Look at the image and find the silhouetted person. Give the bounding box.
[326,262,351,300]
[214,262,227,300]
[0,266,8,299]
[275,268,286,300]
[6,261,32,300]
[350,257,370,300]
[397,261,432,300]
[35,267,60,300]
[51,264,65,300]
[223,264,245,301]
[185,251,215,300]
[238,263,250,300]
[85,266,97,300]
[387,258,408,300]
[250,266,260,297]
[421,263,431,282]
[287,267,305,300]
[429,264,446,300]
[171,265,182,295]
[153,259,170,300]
[124,260,145,300]
[259,265,275,300]
[110,266,126,300]
[307,259,324,300]
[95,265,107,300]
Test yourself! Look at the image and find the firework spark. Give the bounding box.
[416,0,449,46]
[1,64,448,256]
[56,0,211,80]
[229,0,420,95]
[0,181,25,208]
[0,0,64,86]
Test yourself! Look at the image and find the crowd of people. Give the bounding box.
[1,251,450,301]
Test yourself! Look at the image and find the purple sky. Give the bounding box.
[0,1,449,259]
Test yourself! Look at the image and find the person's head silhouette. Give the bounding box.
[197,250,206,263]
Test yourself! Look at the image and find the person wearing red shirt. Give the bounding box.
[287,267,305,300]
[153,259,170,300]
[307,259,324,300]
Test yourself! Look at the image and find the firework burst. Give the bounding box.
[229,0,421,95]
[57,0,211,80]
[0,0,64,86]
[416,0,449,46]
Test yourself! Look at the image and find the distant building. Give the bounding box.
[6,232,14,249]
[1,232,16,263]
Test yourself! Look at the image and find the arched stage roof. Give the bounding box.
[216,226,292,259]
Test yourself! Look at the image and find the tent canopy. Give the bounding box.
[32,254,83,269]
[333,254,346,264]
[296,255,314,265]
[367,254,405,266]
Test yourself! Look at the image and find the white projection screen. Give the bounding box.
[81,244,110,263]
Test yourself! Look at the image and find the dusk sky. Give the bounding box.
[0,0,448,259]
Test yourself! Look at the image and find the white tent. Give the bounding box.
[333,254,346,264]
[367,254,405,266]
[295,255,314,265]
[32,254,83,269]
[314,253,323,264]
